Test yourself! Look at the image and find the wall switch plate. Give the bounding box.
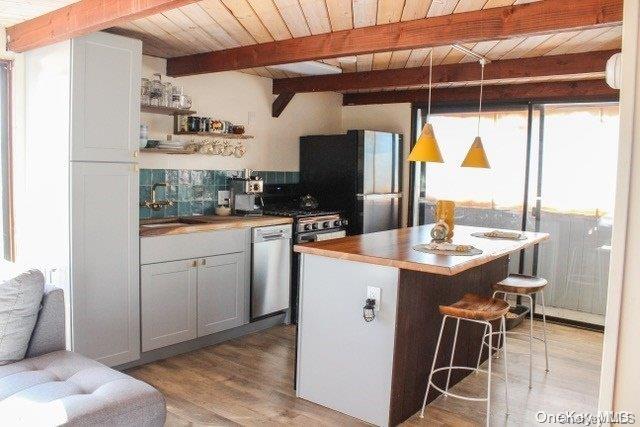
[217,190,230,205]
[367,286,381,311]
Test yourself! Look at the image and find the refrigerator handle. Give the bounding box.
[356,193,403,200]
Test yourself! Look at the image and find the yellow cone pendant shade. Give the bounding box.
[461,136,490,168]
[407,123,443,163]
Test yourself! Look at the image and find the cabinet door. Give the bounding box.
[71,162,139,366]
[141,260,198,351]
[71,32,141,162]
[197,253,247,336]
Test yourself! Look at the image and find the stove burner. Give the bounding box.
[263,208,341,218]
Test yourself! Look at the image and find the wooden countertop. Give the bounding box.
[140,215,293,237]
[294,224,549,276]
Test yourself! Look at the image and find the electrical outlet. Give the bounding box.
[367,286,381,311]
[217,190,230,206]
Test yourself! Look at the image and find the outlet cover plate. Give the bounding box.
[367,286,381,311]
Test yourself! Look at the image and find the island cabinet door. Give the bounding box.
[141,260,198,352]
[197,252,247,336]
[297,254,400,427]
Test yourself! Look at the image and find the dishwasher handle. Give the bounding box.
[252,224,293,243]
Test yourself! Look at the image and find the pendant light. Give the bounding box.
[461,59,490,168]
[407,50,443,163]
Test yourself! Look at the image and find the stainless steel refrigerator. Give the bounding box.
[300,130,403,235]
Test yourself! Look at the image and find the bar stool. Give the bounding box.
[420,293,510,427]
[477,273,550,389]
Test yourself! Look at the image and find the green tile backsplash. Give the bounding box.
[139,169,299,219]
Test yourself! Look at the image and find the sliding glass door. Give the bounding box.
[528,104,619,326]
[411,102,619,327]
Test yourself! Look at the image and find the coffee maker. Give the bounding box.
[230,169,264,216]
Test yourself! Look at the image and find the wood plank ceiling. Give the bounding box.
[107,0,622,84]
[0,0,80,26]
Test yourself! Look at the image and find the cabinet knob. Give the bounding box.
[201,259,207,266]
[191,260,197,267]
[133,150,139,158]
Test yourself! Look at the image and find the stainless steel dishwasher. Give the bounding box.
[251,224,292,320]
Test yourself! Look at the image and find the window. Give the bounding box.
[410,102,620,327]
[1,59,13,262]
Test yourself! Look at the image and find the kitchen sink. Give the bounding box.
[139,216,232,229]
[139,222,186,228]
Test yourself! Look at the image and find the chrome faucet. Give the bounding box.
[141,182,174,211]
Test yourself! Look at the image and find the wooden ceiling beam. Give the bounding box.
[273,50,619,94]
[5,0,200,53]
[167,0,622,77]
[342,80,619,106]
[272,93,296,117]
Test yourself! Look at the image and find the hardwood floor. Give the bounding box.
[127,320,602,426]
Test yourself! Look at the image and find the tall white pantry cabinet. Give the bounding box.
[24,32,141,366]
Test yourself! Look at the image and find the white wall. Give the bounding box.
[139,56,343,171]
[342,104,412,227]
[0,27,26,280]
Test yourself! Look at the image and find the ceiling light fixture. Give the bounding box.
[461,58,491,168]
[407,50,444,163]
[269,61,342,76]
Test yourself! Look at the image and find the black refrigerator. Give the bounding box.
[300,130,403,235]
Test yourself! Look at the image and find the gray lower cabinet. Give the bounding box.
[141,260,198,352]
[197,253,246,336]
[140,229,251,352]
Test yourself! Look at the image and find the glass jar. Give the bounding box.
[162,82,172,107]
[149,73,163,106]
[140,78,150,105]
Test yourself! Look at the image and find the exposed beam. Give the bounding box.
[167,0,622,77]
[342,80,619,106]
[273,50,619,94]
[5,0,199,53]
[272,93,296,118]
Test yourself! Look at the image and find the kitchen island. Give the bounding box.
[293,224,548,426]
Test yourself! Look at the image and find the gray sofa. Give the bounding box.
[0,287,166,426]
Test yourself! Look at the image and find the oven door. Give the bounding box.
[296,228,347,244]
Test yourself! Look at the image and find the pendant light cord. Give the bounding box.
[427,49,433,123]
[477,59,485,137]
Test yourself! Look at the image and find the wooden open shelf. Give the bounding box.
[141,105,196,116]
[174,131,254,139]
[140,148,197,155]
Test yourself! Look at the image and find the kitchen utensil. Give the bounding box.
[139,124,148,148]
[299,194,319,210]
[232,125,245,135]
[140,78,150,105]
[215,206,231,216]
[187,116,200,132]
[149,73,163,106]
[177,115,188,132]
[179,95,191,110]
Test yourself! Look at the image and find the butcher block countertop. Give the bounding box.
[140,215,292,237]
[294,224,549,276]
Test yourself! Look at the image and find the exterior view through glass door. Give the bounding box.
[411,102,619,327]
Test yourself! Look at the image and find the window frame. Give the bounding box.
[1,59,15,262]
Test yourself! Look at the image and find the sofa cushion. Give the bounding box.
[0,350,166,426]
[0,270,45,365]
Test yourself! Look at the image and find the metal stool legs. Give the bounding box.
[479,290,550,389]
[420,315,509,427]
